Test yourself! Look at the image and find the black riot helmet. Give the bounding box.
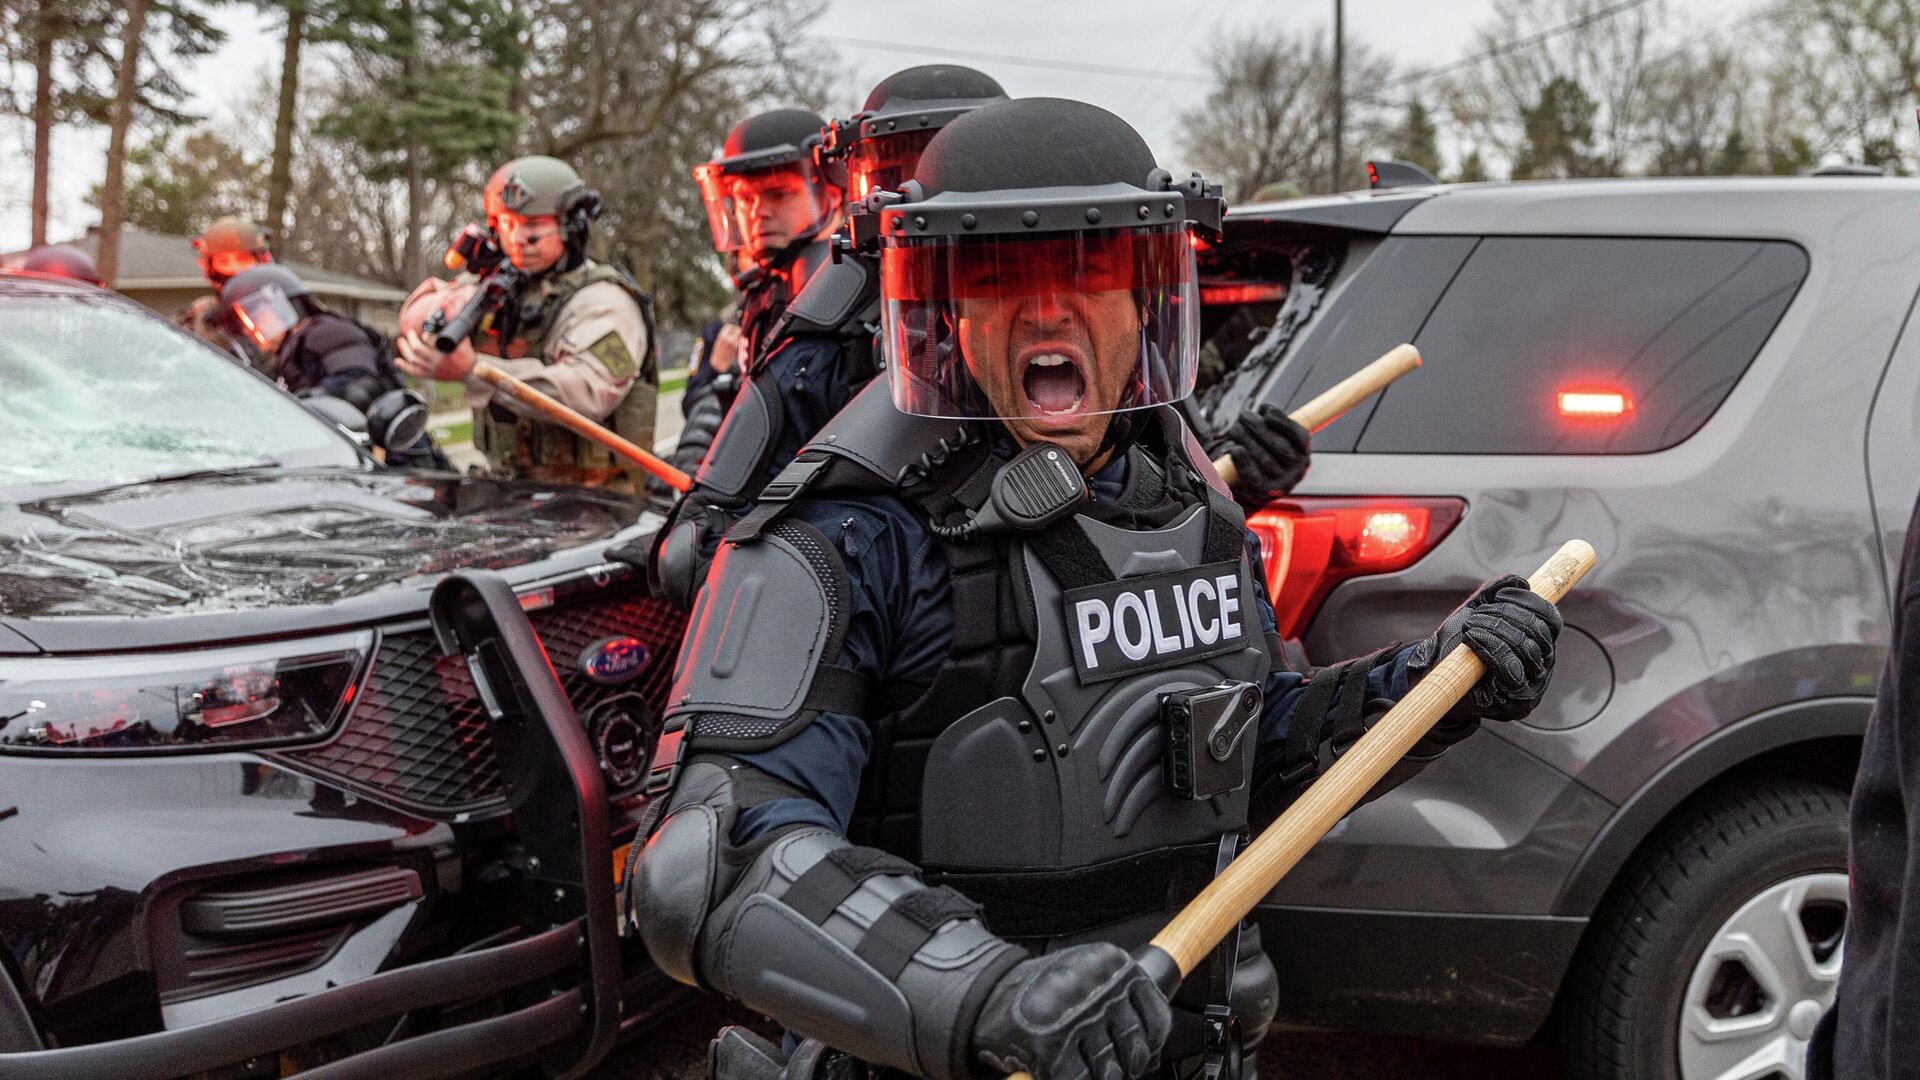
[866,97,1223,465]
[695,109,845,263]
[221,264,318,353]
[818,65,1009,204]
[18,244,104,286]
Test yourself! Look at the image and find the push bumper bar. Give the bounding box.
[2,571,626,1080]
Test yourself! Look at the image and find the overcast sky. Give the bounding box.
[6,0,1729,250]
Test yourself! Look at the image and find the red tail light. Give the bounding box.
[1245,497,1467,637]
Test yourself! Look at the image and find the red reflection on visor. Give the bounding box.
[882,228,1194,301]
[850,129,937,202]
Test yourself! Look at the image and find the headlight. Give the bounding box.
[0,631,372,753]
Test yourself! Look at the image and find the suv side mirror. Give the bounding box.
[366,389,429,452]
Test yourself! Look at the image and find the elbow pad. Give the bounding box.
[634,756,1024,1080]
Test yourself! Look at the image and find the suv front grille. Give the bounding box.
[273,587,687,817]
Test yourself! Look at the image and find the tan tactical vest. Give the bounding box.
[471,260,659,489]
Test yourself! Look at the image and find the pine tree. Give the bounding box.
[1454,148,1492,183]
[315,0,526,283]
[1512,75,1599,180]
[1396,101,1442,176]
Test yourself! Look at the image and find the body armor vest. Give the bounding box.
[471,259,660,485]
[722,394,1272,946]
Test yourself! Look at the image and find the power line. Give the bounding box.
[808,33,1216,84]
[1386,0,1658,89]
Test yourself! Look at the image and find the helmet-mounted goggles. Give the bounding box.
[693,141,841,257]
[863,170,1225,422]
[818,101,984,205]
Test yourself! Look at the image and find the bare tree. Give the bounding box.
[96,0,152,284]
[1179,26,1394,201]
[1764,0,1920,171]
[513,0,832,323]
[1443,0,1666,176]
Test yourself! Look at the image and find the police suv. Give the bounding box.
[1196,170,1911,1080]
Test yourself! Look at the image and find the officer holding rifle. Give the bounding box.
[396,155,659,490]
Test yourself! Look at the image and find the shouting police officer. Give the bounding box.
[632,99,1563,1080]
[655,67,1009,605]
[222,264,443,469]
[175,216,273,361]
[396,155,658,489]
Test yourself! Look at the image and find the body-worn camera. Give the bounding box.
[1164,680,1261,800]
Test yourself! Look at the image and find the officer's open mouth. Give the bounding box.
[1020,350,1088,416]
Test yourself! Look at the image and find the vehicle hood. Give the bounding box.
[0,468,650,625]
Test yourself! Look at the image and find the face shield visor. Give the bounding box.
[879,224,1200,424]
[200,248,266,287]
[847,128,937,204]
[693,157,839,258]
[231,284,301,353]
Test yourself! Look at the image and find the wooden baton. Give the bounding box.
[1003,538,1596,1080]
[471,361,692,492]
[1212,343,1422,487]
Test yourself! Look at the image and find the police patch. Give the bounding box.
[586,331,636,379]
[1063,560,1248,684]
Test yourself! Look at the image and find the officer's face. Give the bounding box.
[729,172,817,255]
[956,287,1142,467]
[497,212,566,273]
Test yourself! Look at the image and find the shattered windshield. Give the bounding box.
[0,291,358,497]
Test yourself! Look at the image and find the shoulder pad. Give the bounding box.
[298,313,375,355]
[666,519,850,749]
[694,371,783,500]
[1169,403,1232,500]
[779,256,877,337]
[803,378,978,490]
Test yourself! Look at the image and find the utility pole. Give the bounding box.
[1332,0,1345,192]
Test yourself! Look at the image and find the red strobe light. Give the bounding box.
[1557,389,1632,418]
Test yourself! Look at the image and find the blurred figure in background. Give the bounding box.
[175,217,273,363]
[223,264,444,470]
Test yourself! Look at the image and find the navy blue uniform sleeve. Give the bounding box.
[1244,527,1415,772]
[728,496,953,843]
[760,335,859,483]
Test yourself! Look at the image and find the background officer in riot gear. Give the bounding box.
[633,98,1563,1080]
[222,264,443,469]
[395,155,658,489]
[692,108,846,371]
[175,216,272,360]
[655,67,1008,605]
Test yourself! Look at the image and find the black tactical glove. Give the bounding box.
[1210,404,1310,510]
[1407,574,1562,737]
[974,943,1171,1080]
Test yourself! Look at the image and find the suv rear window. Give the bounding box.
[1345,236,1807,454]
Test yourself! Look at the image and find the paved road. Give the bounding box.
[589,995,1558,1080]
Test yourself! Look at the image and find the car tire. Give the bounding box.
[1556,778,1849,1080]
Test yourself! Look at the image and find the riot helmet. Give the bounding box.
[820,66,1008,204]
[695,109,844,261]
[17,244,104,286]
[193,217,272,287]
[221,264,314,353]
[869,98,1223,464]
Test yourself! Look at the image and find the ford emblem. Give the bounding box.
[578,636,650,686]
